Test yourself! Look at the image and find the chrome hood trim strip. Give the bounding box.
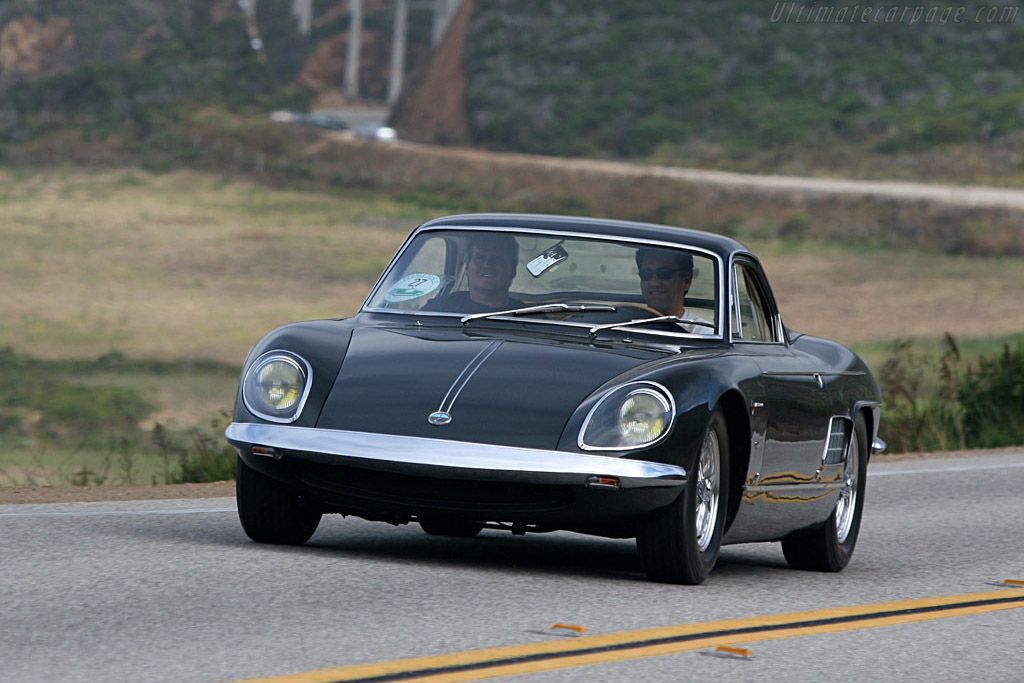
[437,339,503,416]
[225,423,686,489]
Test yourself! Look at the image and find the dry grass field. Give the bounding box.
[2,166,1022,486]
[0,168,417,362]
[2,166,1021,364]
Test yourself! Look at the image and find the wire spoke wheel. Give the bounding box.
[834,428,860,543]
[637,408,729,584]
[782,416,868,572]
[694,429,721,552]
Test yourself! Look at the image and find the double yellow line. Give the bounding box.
[235,586,1024,683]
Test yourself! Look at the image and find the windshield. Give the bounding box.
[364,228,720,336]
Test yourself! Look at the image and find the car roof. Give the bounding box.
[416,213,750,259]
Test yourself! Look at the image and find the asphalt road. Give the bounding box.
[2,451,1023,683]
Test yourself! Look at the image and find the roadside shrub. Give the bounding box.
[879,336,965,453]
[879,336,1024,453]
[152,416,236,484]
[176,429,236,483]
[959,343,1024,448]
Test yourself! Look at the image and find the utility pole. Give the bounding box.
[242,0,265,57]
[388,0,408,105]
[344,0,364,99]
[431,0,461,46]
[291,0,313,35]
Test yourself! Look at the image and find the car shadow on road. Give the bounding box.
[102,509,793,583]
[298,517,793,582]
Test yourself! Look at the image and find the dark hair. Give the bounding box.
[469,233,519,268]
[635,247,693,278]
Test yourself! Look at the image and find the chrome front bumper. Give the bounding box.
[224,423,687,490]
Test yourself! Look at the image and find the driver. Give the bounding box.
[635,247,714,334]
[424,234,526,314]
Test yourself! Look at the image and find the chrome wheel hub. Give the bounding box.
[694,429,721,552]
[835,430,859,543]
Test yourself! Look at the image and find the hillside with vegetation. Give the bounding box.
[461,1,1023,154]
[3,1,1024,183]
[0,0,433,158]
[397,0,1024,183]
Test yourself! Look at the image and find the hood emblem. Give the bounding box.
[428,411,452,426]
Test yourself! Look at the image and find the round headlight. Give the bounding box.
[243,352,311,422]
[579,382,674,451]
[617,390,669,444]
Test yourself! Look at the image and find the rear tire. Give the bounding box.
[419,518,484,538]
[782,416,868,571]
[236,456,322,545]
[637,409,729,584]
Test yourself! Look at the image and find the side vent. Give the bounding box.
[822,418,852,464]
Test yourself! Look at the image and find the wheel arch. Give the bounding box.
[717,388,751,532]
[852,401,882,459]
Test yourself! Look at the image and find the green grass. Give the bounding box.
[0,349,240,486]
[2,444,175,487]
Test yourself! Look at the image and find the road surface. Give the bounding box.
[2,450,1023,683]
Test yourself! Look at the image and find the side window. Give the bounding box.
[732,264,775,342]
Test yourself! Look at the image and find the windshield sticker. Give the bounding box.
[527,244,569,277]
[385,273,442,303]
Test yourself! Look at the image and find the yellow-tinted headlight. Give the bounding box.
[617,391,668,444]
[256,360,303,411]
[579,383,674,450]
[243,352,310,422]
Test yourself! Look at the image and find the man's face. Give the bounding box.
[639,251,690,316]
[468,241,516,296]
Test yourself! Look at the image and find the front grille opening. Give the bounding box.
[294,461,575,513]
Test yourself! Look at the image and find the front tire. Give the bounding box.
[236,456,322,545]
[637,409,730,584]
[781,416,868,571]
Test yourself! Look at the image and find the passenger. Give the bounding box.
[424,234,526,314]
[635,247,714,333]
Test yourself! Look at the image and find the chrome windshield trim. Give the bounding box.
[225,423,687,489]
[364,310,721,342]
[361,225,726,341]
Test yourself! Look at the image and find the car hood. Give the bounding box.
[316,326,671,450]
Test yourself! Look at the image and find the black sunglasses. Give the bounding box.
[639,267,681,281]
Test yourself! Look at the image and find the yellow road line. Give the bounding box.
[233,587,1024,683]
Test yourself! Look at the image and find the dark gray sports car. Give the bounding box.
[225,213,884,584]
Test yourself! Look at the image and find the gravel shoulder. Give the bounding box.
[0,481,235,505]
[2,447,1021,505]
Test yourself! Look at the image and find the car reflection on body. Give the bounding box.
[225,213,884,584]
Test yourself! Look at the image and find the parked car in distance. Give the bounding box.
[269,110,349,131]
[225,213,884,584]
[353,123,397,141]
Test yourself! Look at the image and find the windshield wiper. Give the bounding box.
[588,316,715,339]
[461,303,616,326]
